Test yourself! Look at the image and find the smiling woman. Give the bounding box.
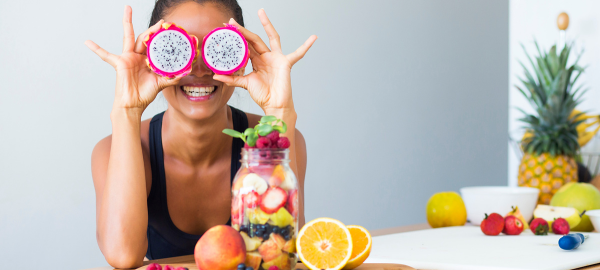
[84,0,317,268]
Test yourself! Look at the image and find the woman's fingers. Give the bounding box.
[85,40,118,67]
[133,19,164,54]
[257,9,282,53]
[213,74,249,89]
[287,35,318,65]
[228,18,270,54]
[122,5,136,53]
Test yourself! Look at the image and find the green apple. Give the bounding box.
[533,204,581,231]
[551,183,600,232]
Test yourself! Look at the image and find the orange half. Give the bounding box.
[296,218,353,270]
[343,225,372,269]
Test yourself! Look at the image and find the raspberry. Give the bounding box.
[266,131,280,145]
[147,263,162,270]
[277,137,290,148]
[256,137,272,149]
[164,265,175,270]
[268,266,280,270]
[244,143,256,149]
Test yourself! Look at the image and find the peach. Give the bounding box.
[262,253,291,270]
[258,236,283,262]
[245,251,262,270]
[270,233,286,249]
[282,238,295,253]
[194,225,246,270]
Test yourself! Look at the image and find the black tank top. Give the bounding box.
[146,106,248,260]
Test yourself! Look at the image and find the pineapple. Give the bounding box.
[516,42,586,204]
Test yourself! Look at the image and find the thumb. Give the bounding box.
[214,74,248,89]
[157,75,182,89]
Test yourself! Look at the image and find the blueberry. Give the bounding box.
[245,267,253,270]
[284,234,291,241]
[240,225,248,232]
[272,227,280,234]
[281,228,289,235]
[237,263,246,269]
[263,233,270,239]
[259,224,266,230]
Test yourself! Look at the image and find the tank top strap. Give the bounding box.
[229,106,248,182]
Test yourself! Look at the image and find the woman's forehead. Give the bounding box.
[163,1,231,39]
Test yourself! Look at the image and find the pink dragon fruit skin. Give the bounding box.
[202,24,249,75]
[144,22,199,78]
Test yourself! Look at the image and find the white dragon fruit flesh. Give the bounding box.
[202,24,249,75]
[144,22,199,78]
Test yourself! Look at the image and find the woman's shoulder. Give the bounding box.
[91,117,153,156]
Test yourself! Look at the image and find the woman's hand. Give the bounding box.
[214,9,317,115]
[85,6,181,116]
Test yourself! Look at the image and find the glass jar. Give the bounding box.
[231,148,298,270]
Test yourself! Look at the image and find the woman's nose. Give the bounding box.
[189,55,213,77]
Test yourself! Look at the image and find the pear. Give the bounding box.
[533,204,582,231]
[505,206,529,230]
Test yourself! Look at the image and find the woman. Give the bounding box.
[86,0,316,267]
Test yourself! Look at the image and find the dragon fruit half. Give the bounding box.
[144,22,199,78]
[202,24,249,75]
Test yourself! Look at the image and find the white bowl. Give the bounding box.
[460,186,539,225]
[585,209,600,232]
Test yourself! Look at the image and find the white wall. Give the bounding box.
[0,1,508,269]
[509,0,600,186]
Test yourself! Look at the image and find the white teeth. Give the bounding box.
[182,86,216,97]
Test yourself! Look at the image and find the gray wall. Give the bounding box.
[0,0,508,269]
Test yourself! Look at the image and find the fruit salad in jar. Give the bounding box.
[224,116,298,270]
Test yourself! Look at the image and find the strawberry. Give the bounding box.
[244,191,261,208]
[480,213,504,236]
[502,215,524,235]
[231,195,243,226]
[260,187,288,214]
[552,218,570,235]
[530,218,549,235]
[286,189,298,218]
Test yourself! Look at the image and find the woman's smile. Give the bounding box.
[180,84,218,101]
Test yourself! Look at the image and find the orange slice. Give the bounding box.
[343,225,372,269]
[296,218,353,270]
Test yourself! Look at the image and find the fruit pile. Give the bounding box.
[223,115,290,149]
[223,116,297,270]
[480,205,583,236]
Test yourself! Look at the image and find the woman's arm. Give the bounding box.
[215,9,316,228]
[86,6,181,268]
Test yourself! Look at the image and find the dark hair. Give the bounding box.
[149,0,244,28]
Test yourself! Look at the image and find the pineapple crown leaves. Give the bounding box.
[517,41,587,157]
[222,115,287,147]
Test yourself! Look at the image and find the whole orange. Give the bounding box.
[426,191,467,228]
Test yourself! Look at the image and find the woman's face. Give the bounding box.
[162,2,241,120]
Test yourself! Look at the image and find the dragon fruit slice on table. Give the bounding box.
[144,22,199,78]
[202,24,249,75]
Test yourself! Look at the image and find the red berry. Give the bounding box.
[502,215,524,235]
[266,131,280,145]
[256,137,272,149]
[530,218,549,235]
[268,266,280,270]
[480,213,504,236]
[244,143,256,149]
[260,187,288,214]
[277,137,290,148]
[147,263,162,270]
[164,265,175,270]
[243,191,261,208]
[286,189,299,218]
[552,218,570,235]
